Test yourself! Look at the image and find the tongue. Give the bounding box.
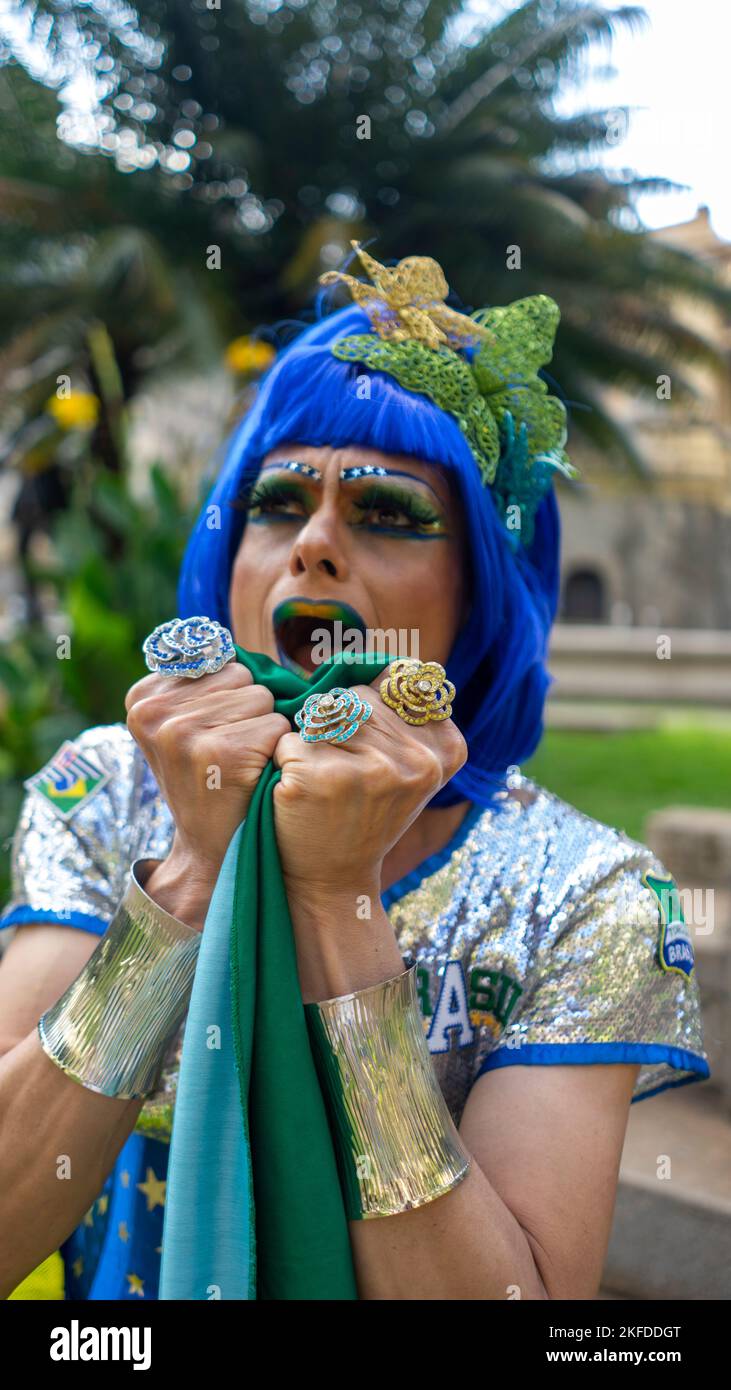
[280,616,336,673]
[292,639,317,673]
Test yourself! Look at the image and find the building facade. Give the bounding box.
[558,209,731,631]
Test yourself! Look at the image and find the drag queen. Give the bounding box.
[0,245,709,1301]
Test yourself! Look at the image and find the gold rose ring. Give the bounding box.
[379,659,455,726]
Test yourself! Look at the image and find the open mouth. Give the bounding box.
[272,598,367,677]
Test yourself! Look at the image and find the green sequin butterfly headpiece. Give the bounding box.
[319,242,577,548]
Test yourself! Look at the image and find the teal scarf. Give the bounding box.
[158,648,392,1299]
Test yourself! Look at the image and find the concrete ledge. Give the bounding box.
[604,1176,731,1300]
[548,625,731,704]
[550,626,731,658]
[602,1085,731,1299]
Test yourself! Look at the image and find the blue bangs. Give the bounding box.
[178,304,561,807]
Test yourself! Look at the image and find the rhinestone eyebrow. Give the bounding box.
[269,459,324,480]
[339,465,389,480]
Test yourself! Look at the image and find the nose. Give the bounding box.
[288,503,350,581]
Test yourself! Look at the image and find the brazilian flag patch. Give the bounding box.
[24,741,109,820]
[643,872,695,979]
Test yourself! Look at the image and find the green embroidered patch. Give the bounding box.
[643,872,695,980]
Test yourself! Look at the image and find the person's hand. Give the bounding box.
[271,675,467,909]
[124,663,291,925]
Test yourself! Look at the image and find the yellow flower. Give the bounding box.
[225,336,276,373]
[46,392,100,430]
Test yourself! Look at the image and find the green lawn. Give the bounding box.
[525,723,731,842]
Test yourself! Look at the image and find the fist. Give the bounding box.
[125,662,291,878]
[271,677,467,898]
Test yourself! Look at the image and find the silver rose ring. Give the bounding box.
[142,616,236,679]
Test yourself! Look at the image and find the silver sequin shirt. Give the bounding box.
[0,723,710,1139]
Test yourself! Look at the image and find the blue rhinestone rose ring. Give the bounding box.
[295,688,372,744]
[142,616,236,679]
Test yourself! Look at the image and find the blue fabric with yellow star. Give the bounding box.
[60,1133,168,1300]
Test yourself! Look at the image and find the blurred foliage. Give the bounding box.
[0,63,228,494]
[0,448,196,902]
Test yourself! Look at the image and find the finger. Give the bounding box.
[363,671,457,750]
[273,717,400,783]
[155,682,276,729]
[220,711,292,760]
[272,730,310,770]
[339,682,423,754]
[125,661,253,713]
[126,676,268,748]
[129,660,254,706]
[272,711,444,805]
[271,728,358,771]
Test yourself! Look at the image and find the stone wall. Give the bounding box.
[558,486,731,630]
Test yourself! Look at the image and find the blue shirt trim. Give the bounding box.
[0,905,109,936]
[381,802,484,911]
[475,1041,711,1103]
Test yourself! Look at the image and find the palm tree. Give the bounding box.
[2,0,729,472]
[0,64,226,467]
[0,61,232,608]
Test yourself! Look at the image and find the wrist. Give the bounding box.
[141,850,219,933]
[283,872,384,928]
[283,871,404,1003]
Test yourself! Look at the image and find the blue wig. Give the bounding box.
[177,303,561,807]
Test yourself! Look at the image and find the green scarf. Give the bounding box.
[160,647,392,1300]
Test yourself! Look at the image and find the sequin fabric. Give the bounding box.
[1,722,710,1147]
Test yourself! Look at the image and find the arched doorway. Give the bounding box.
[561,567,607,623]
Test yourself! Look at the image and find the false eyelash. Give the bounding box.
[351,483,444,527]
[228,483,255,514]
[230,477,308,513]
[248,482,304,509]
[228,477,445,529]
